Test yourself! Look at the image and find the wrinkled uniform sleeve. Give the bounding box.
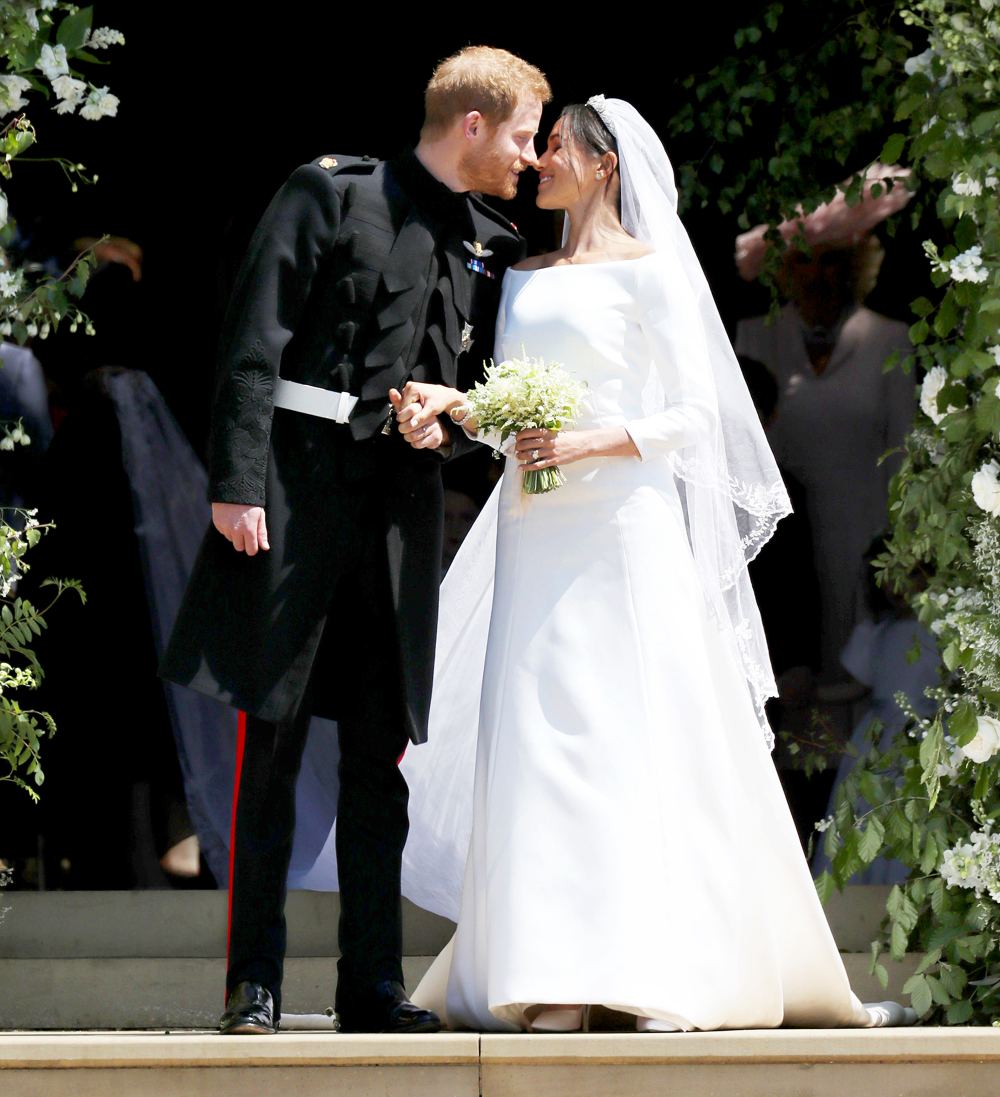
[624,250,717,460]
[207,164,343,506]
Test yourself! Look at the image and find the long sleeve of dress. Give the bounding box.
[624,250,718,461]
[207,164,343,506]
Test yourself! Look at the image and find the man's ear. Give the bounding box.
[462,110,484,140]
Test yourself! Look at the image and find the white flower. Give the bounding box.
[0,190,6,230]
[23,6,39,31]
[972,459,1000,516]
[989,346,1000,367]
[24,322,36,338]
[51,75,86,115]
[0,321,10,337]
[953,173,983,197]
[0,75,32,115]
[36,43,69,82]
[904,49,935,77]
[0,437,15,452]
[0,270,23,299]
[85,27,125,49]
[920,365,962,424]
[987,175,1000,191]
[80,86,119,121]
[814,815,834,833]
[950,245,989,284]
[937,747,963,778]
[982,0,997,10]
[40,0,56,8]
[995,378,1000,399]
[962,716,1000,763]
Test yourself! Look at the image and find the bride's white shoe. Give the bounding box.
[636,1015,683,1032]
[528,1005,591,1033]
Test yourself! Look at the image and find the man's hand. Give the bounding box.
[389,383,457,451]
[212,502,270,555]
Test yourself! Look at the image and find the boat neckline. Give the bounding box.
[508,252,658,273]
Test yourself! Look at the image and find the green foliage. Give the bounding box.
[679,0,1000,1023]
[0,2,121,799]
[0,513,85,801]
[0,2,124,344]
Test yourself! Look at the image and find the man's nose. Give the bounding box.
[521,143,540,168]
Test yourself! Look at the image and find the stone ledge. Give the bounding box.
[479,1026,1000,1063]
[0,1031,480,1069]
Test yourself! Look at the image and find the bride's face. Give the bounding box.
[534,118,605,210]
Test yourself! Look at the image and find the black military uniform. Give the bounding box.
[160,148,523,1027]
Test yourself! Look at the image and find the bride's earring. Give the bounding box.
[596,170,605,179]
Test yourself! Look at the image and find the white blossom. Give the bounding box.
[36,43,69,82]
[0,75,32,115]
[986,175,1000,191]
[0,190,6,230]
[22,6,38,31]
[953,173,983,197]
[941,829,1000,903]
[989,346,1000,367]
[961,715,1000,763]
[937,747,963,778]
[39,0,56,8]
[0,322,10,337]
[972,459,1000,517]
[905,49,935,77]
[0,270,24,299]
[920,365,962,424]
[950,245,989,284]
[814,815,834,833]
[981,0,997,11]
[0,437,15,452]
[85,27,125,49]
[80,85,119,121]
[51,75,86,115]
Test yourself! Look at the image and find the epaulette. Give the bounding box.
[468,191,519,236]
[309,153,380,175]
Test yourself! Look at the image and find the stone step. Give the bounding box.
[0,892,453,959]
[0,953,921,1031]
[0,885,892,958]
[3,1028,1000,1097]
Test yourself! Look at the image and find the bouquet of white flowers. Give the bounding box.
[464,354,587,494]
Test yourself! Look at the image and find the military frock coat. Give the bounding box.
[160,149,524,743]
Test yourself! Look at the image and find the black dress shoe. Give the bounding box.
[337,979,442,1034]
[219,980,277,1034]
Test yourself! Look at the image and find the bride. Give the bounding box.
[390,96,914,1034]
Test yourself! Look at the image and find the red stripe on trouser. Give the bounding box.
[225,710,248,1002]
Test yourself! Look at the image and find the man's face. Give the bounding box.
[459,97,542,199]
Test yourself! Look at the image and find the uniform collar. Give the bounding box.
[389,147,474,234]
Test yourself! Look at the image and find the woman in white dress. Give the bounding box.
[388,96,913,1034]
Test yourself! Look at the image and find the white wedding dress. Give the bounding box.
[399,252,876,1032]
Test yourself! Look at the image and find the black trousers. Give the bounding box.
[225,539,411,1019]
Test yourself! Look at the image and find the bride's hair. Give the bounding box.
[558,103,622,216]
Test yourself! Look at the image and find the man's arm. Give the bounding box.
[207,164,344,511]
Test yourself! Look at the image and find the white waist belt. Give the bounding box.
[273,378,358,424]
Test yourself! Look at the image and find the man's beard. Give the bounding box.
[459,144,519,199]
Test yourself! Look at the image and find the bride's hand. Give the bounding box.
[515,426,640,467]
[389,382,465,449]
[515,428,591,469]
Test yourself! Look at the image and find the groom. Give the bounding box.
[160,46,550,1034]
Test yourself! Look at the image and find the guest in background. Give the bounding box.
[734,166,916,686]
